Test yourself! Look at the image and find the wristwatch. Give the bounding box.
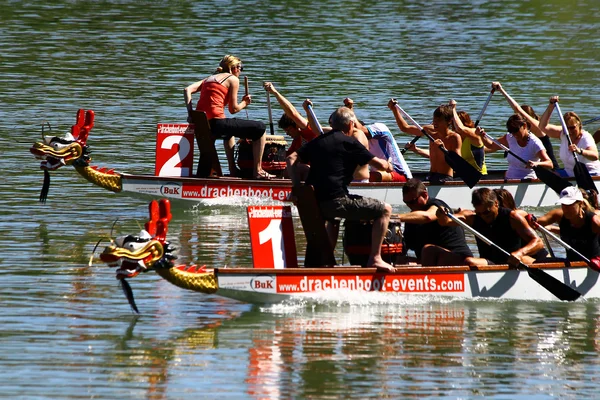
[579,148,584,155]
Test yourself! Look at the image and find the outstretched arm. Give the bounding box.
[538,96,563,138]
[264,82,309,129]
[493,82,542,134]
[387,98,423,136]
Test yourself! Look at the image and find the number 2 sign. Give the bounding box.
[155,124,195,177]
[247,206,298,269]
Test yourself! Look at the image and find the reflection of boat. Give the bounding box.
[98,199,598,309]
[29,109,600,208]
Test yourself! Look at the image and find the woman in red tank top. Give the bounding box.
[184,55,271,179]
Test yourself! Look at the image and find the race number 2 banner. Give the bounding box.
[247,206,298,269]
[155,124,195,177]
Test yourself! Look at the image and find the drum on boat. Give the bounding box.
[343,219,404,267]
[236,135,288,178]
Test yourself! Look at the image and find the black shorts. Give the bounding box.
[209,118,265,141]
[319,194,386,221]
[426,172,453,185]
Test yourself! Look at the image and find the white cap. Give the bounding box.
[558,186,584,205]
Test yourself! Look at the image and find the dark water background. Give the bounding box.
[2,1,600,398]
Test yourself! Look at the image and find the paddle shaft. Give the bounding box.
[555,103,581,161]
[400,135,421,154]
[534,223,590,263]
[474,89,494,128]
[306,104,324,135]
[266,91,275,135]
[483,132,528,165]
[244,76,249,119]
[583,115,600,126]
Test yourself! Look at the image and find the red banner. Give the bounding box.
[247,206,297,269]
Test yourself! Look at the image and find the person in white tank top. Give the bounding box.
[478,114,553,179]
[539,96,600,177]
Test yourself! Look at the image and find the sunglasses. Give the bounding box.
[567,125,579,130]
[235,65,244,71]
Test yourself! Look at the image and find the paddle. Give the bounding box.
[244,76,250,119]
[395,104,482,188]
[473,88,495,128]
[444,210,581,301]
[481,131,571,194]
[400,135,421,155]
[305,104,325,135]
[555,102,596,193]
[583,115,600,126]
[527,216,600,272]
[266,91,275,135]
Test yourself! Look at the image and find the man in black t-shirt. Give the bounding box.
[396,178,473,266]
[287,105,396,272]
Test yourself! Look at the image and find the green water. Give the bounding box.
[3,0,600,398]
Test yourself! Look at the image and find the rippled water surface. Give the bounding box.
[3,0,600,398]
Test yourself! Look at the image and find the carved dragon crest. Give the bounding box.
[96,199,218,313]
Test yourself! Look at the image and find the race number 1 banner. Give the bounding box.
[247,206,298,269]
[155,124,195,177]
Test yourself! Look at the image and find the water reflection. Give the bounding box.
[92,300,600,398]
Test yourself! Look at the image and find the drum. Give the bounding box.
[343,219,404,267]
[236,135,288,178]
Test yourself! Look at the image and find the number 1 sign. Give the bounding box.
[247,206,298,269]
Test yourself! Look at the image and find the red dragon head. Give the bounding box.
[98,199,175,313]
[30,109,94,202]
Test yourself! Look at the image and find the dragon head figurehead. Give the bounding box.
[30,109,94,202]
[100,198,177,280]
[96,198,218,313]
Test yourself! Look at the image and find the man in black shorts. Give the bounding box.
[396,178,473,266]
[287,105,396,272]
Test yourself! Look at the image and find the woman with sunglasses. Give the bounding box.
[538,96,600,178]
[478,114,553,180]
[184,55,272,179]
[491,82,560,171]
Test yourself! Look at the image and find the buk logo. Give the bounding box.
[251,275,275,292]
[160,183,181,196]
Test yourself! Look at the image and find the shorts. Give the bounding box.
[390,171,407,182]
[319,194,386,221]
[209,118,266,141]
[426,172,453,185]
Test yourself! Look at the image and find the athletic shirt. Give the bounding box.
[296,130,374,201]
[558,129,600,177]
[559,210,600,261]
[286,126,318,156]
[473,207,521,264]
[195,74,232,120]
[366,123,412,178]
[505,133,545,180]
[403,198,473,259]
[460,137,487,175]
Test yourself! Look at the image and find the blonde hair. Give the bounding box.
[564,111,582,127]
[216,55,242,74]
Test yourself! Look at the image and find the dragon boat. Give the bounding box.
[31,109,600,209]
[97,198,598,313]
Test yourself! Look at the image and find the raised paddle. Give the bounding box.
[395,104,482,188]
[527,216,600,272]
[244,76,250,119]
[582,115,600,126]
[473,88,495,128]
[481,131,571,194]
[444,210,581,301]
[555,102,597,194]
[266,90,275,135]
[305,104,325,135]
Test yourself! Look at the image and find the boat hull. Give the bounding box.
[117,171,599,209]
[212,263,599,304]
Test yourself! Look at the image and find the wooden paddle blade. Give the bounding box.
[573,161,597,193]
[443,150,482,188]
[533,166,572,194]
[526,267,581,301]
